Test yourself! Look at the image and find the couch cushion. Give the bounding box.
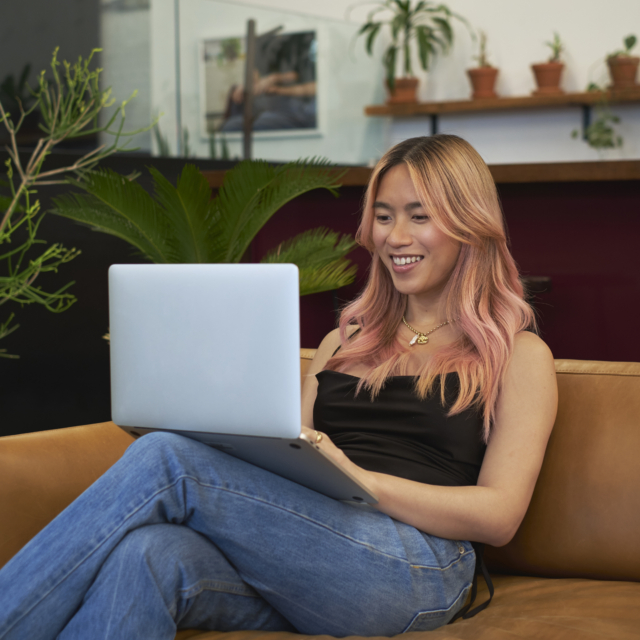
[175,575,640,640]
[0,422,133,568]
[486,360,640,582]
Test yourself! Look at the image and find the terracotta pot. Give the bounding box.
[607,56,639,89]
[531,62,564,95]
[467,67,499,99]
[385,77,419,104]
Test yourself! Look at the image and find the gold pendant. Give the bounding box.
[416,334,429,345]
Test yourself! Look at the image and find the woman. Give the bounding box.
[0,135,557,639]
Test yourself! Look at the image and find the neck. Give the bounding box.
[404,295,446,328]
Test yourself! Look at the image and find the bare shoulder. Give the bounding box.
[314,327,342,362]
[307,325,360,376]
[301,326,358,426]
[510,331,555,376]
[496,331,558,426]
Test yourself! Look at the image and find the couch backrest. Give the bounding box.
[486,359,640,582]
[303,352,640,582]
[2,354,638,582]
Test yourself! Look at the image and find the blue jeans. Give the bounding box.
[0,432,475,639]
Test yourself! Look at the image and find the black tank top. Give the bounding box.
[313,370,486,487]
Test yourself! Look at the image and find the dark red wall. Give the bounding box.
[500,181,640,362]
[253,181,640,362]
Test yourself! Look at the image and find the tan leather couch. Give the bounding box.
[1,354,640,640]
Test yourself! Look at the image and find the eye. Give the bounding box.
[374,213,391,222]
[412,214,429,222]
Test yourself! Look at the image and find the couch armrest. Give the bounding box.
[0,422,133,569]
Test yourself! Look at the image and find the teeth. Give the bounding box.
[393,256,422,265]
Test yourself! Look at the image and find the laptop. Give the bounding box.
[108,263,377,504]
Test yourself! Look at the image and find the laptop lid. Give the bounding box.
[109,264,301,439]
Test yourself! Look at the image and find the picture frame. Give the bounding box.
[200,29,319,141]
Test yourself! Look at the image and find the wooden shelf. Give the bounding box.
[203,160,640,189]
[489,160,640,183]
[365,86,640,117]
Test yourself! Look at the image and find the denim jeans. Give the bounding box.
[0,432,475,639]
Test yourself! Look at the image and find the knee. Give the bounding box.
[125,431,196,467]
[111,525,215,591]
[115,525,173,567]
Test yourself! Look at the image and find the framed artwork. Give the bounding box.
[201,30,318,137]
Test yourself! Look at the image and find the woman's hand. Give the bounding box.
[300,426,375,490]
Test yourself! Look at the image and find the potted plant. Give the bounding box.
[467,30,498,99]
[531,32,565,95]
[571,83,623,154]
[355,0,470,104]
[50,161,358,297]
[607,35,638,89]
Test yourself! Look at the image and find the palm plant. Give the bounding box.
[355,0,470,91]
[50,160,358,296]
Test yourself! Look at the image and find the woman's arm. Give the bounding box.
[301,327,350,430]
[303,330,558,547]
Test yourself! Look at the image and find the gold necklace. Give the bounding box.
[401,316,449,346]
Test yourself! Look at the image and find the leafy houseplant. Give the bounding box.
[531,32,565,95]
[571,84,623,152]
[467,30,498,99]
[0,48,149,358]
[356,0,469,104]
[50,161,358,297]
[607,35,638,89]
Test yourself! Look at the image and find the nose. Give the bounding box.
[387,218,412,247]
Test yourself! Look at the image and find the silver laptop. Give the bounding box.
[109,264,377,504]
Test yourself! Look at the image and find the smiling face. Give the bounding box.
[371,163,462,307]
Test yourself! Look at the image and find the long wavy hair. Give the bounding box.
[324,135,535,441]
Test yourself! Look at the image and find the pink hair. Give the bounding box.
[325,135,535,441]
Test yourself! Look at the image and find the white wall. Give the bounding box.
[143,0,640,163]
[150,0,387,163]
[227,0,640,164]
[100,2,152,152]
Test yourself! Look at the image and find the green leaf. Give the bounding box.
[384,46,398,91]
[261,227,358,296]
[212,158,346,264]
[624,34,637,52]
[429,33,448,53]
[391,14,406,43]
[357,21,377,36]
[392,0,411,14]
[50,170,173,263]
[148,164,217,263]
[416,26,431,70]
[432,17,453,47]
[366,23,383,56]
[404,41,412,75]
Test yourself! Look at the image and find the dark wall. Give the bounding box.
[0,0,100,88]
[500,181,640,363]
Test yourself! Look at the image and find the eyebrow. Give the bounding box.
[373,200,424,211]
